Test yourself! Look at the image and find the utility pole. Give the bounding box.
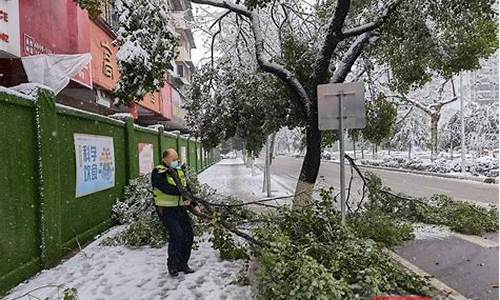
[317,82,365,225]
[338,91,346,224]
[460,74,466,173]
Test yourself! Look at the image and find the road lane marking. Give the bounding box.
[385,250,470,300]
[452,233,499,248]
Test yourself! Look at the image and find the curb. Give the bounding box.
[320,159,498,184]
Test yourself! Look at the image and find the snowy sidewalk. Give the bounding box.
[3,160,262,300]
[3,226,251,300]
[199,158,292,203]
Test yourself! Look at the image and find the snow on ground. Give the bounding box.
[357,156,499,177]
[198,158,292,204]
[412,224,452,241]
[315,150,499,178]
[4,160,266,300]
[4,225,251,300]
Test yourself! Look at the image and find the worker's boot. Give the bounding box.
[179,265,195,274]
[167,258,179,277]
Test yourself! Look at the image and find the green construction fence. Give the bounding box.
[0,88,220,295]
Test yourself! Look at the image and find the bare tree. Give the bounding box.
[391,79,458,160]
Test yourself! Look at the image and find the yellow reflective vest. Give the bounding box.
[152,165,189,207]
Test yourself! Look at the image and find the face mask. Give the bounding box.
[169,160,180,169]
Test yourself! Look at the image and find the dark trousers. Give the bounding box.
[161,206,194,269]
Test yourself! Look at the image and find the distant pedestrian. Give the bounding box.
[151,148,201,277]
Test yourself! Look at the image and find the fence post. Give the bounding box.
[192,138,198,174]
[158,127,166,161]
[173,131,180,155]
[125,118,138,181]
[35,90,62,267]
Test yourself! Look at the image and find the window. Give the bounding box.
[176,64,184,77]
[100,0,118,31]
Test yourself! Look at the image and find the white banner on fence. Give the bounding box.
[138,143,154,175]
[74,133,115,197]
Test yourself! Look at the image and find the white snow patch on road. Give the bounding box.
[4,226,251,300]
[412,223,452,240]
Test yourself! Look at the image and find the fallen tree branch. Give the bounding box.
[166,168,272,248]
[343,154,367,213]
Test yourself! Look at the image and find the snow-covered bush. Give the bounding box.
[112,176,155,224]
[360,156,499,177]
[470,156,499,177]
[102,175,168,248]
[365,173,499,235]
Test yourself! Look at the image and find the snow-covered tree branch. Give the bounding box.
[114,0,179,104]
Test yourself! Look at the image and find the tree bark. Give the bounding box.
[430,114,440,161]
[293,111,321,208]
[408,142,412,159]
[270,132,277,165]
[353,140,357,159]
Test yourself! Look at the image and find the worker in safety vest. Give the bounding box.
[151,148,201,277]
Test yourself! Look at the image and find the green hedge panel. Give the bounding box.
[0,96,41,294]
[55,112,127,250]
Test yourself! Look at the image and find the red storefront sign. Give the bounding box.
[18,0,92,88]
[160,83,173,120]
[90,20,119,91]
[0,1,21,57]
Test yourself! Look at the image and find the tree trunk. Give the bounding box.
[408,142,412,159]
[294,118,321,208]
[430,114,440,161]
[361,149,365,159]
[353,140,357,160]
[262,136,271,196]
[270,132,277,165]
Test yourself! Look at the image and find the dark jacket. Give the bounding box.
[151,162,197,207]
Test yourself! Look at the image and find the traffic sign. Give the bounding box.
[317,81,366,130]
[317,81,366,224]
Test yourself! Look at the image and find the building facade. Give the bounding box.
[460,52,499,105]
[0,0,195,131]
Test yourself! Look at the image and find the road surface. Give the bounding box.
[262,156,498,206]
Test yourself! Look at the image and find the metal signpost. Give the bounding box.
[317,82,366,224]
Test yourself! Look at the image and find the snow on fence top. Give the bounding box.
[108,113,134,120]
[0,85,36,101]
[133,123,160,134]
[56,103,126,126]
[10,83,54,99]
